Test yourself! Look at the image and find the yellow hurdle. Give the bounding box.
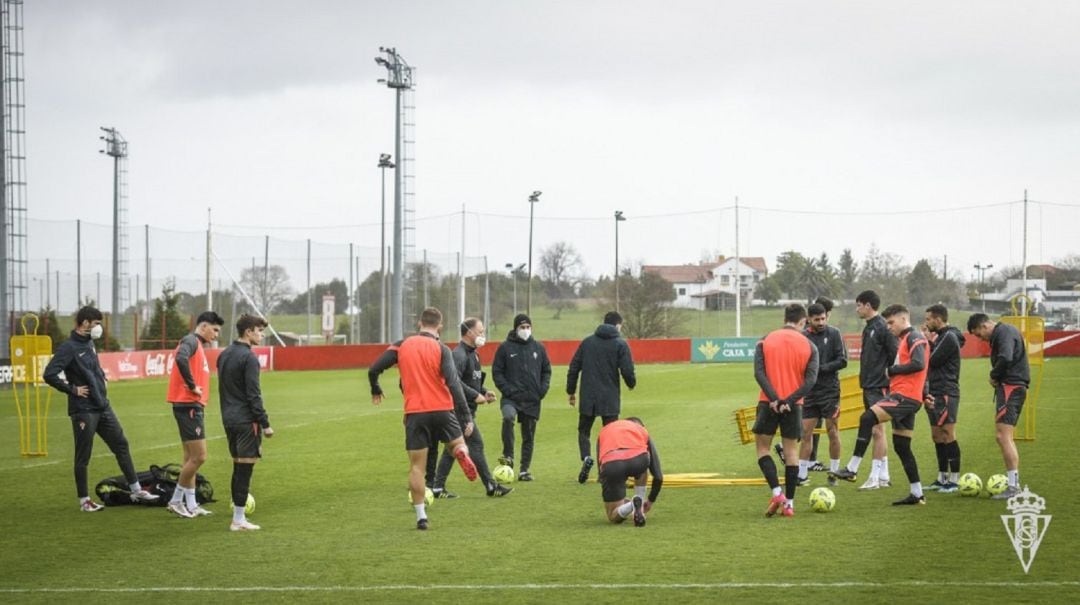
[11,313,53,457]
[1004,295,1043,441]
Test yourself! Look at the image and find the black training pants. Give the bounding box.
[71,408,137,498]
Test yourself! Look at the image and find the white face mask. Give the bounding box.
[90,324,104,340]
[517,328,532,341]
[474,335,486,348]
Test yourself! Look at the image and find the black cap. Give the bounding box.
[513,313,532,328]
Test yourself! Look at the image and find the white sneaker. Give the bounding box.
[187,505,213,517]
[130,489,161,504]
[230,520,261,532]
[859,477,882,490]
[80,499,104,512]
[167,501,195,518]
[879,478,892,488]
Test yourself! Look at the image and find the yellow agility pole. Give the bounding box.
[11,313,53,457]
[1004,294,1043,442]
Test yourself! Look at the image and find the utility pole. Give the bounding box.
[526,190,541,315]
[99,127,127,328]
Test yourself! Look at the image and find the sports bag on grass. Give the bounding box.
[95,464,215,507]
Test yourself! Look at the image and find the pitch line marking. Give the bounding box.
[2,581,1078,593]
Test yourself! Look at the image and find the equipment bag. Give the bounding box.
[95,464,215,507]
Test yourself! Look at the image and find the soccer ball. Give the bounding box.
[244,493,255,515]
[958,472,983,497]
[986,474,1009,496]
[808,487,836,512]
[492,464,515,484]
[406,488,435,506]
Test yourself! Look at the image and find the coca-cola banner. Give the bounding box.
[97,347,273,381]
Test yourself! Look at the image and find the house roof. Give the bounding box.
[641,264,716,284]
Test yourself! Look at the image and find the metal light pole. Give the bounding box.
[375,47,413,342]
[614,210,626,313]
[377,153,394,343]
[506,262,524,316]
[974,262,994,312]
[526,191,541,315]
[99,127,127,325]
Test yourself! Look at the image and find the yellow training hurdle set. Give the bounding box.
[10,314,53,457]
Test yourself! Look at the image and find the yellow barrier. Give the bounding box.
[1003,307,1043,442]
[733,374,864,445]
[11,314,53,457]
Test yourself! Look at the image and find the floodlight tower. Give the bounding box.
[99,127,129,329]
[375,47,414,342]
[0,0,29,356]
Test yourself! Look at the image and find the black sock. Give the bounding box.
[948,441,961,474]
[892,434,920,485]
[784,465,799,500]
[852,410,877,458]
[757,455,779,490]
[231,462,254,508]
[935,442,947,473]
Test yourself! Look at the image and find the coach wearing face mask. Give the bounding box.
[492,313,551,482]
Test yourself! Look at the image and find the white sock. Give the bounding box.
[830,459,840,473]
[798,459,809,480]
[616,500,635,518]
[232,505,246,524]
[184,487,198,510]
[869,459,882,481]
[170,485,184,505]
[881,457,890,481]
[634,486,646,500]
[938,472,948,483]
[771,486,782,497]
[785,498,794,509]
[911,482,923,498]
[129,481,143,493]
[848,456,863,473]
[1007,469,1019,487]
[414,503,426,521]
[80,496,91,504]
[950,472,959,483]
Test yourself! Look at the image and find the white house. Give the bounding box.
[641,256,769,310]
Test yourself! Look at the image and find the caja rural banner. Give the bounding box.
[690,338,759,363]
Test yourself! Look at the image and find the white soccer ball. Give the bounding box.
[809,487,836,512]
[492,464,515,484]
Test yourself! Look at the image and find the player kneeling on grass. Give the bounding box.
[830,304,929,506]
[753,303,819,518]
[369,307,479,530]
[218,314,274,531]
[597,417,662,526]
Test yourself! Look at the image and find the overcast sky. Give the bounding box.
[20,0,1080,302]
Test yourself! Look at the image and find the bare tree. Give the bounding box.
[540,241,585,319]
[240,265,294,314]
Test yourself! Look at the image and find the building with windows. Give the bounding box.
[642,256,769,310]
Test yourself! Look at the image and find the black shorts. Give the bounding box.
[925,394,959,427]
[995,384,1027,426]
[404,410,463,451]
[862,387,889,410]
[877,394,922,431]
[751,401,803,440]
[802,395,840,421]
[172,404,206,441]
[225,422,263,459]
[599,453,650,503]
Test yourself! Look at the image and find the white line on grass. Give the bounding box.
[2,581,1078,594]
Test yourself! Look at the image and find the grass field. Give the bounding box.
[1,358,1077,603]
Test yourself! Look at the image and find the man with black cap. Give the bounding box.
[492,313,551,481]
[567,311,637,484]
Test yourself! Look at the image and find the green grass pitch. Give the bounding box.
[1,358,1077,603]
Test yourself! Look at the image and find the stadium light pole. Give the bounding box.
[99,127,127,326]
[506,262,525,316]
[974,262,994,313]
[377,153,395,343]
[526,191,541,315]
[614,210,626,313]
[375,47,413,342]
